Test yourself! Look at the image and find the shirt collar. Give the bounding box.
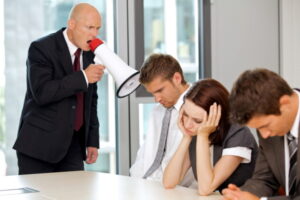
[63,29,79,57]
[173,84,191,111]
[290,90,300,139]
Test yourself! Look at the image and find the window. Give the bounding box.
[139,0,199,143]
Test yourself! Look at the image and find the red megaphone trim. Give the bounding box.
[89,38,104,52]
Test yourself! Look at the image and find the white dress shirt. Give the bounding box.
[130,86,195,186]
[63,29,88,86]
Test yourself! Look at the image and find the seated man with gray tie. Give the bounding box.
[222,68,300,200]
[130,53,195,186]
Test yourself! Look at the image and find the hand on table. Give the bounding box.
[222,184,259,200]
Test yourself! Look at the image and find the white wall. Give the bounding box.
[210,0,280,90]
[280,0,300,88]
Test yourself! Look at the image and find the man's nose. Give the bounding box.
[91,29,98,38]
[154,95,161,103]
[261,130,272,139]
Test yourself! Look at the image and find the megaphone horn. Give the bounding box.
[89,38,140,98]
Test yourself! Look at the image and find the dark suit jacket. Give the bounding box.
[13,28,99,163]
[241,132,300,200]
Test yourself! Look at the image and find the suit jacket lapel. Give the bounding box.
[56,28,73,74]
[82,51,96,119]
[272,136,286,186]
[82,51,91,70]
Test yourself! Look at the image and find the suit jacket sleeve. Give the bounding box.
[27,40,88,106]
[267,196,300,200]
[241,143,280,197]
[86,82,99,148]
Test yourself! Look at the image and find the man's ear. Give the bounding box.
[172,72,182,85]
[279,95,291,111]
[68,19,75,29]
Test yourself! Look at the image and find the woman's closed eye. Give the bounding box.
[194,118,203,124]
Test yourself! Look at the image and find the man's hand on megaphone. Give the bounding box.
[84,64,105,83]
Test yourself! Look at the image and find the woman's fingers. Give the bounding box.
[214,104,222,126]
[207,103,221,127]
[207,103,217,125]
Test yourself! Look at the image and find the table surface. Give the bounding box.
[0,171,222,200]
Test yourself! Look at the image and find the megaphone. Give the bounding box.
[89,38,140,98]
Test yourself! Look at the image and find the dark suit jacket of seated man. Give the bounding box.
[222,68,300,200]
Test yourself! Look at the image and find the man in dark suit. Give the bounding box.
[13,3,105,174]
[222,68,300,200]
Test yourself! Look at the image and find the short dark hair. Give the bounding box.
[185,79,230,145]
[229,68,293,124]
[139,53,186,85]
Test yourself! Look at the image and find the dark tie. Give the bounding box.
[287,132,297,195]
[73,48,84,131]
[143,107,174,178]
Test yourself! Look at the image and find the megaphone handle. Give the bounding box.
[94,57,103,65]
[93,57,109,74]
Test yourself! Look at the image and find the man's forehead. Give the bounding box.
[246,115,270,128]
[144,82,164,94]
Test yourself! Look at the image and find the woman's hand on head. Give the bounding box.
[196,103,221,138]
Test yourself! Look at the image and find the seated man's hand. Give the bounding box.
[222,184,259,200]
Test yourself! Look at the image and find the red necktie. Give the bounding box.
[73,48,84,131]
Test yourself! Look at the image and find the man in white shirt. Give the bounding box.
[130,54,194,186]
[222,68,300,200]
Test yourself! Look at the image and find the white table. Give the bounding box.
[0,171,221,200]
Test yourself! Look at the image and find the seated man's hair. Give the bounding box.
[139,53,186,85]
[229,68,293,124]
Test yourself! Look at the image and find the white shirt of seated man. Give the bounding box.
[130,87,195,187]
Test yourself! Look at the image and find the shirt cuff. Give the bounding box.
[81,70,89,87]
[222,147,252,163]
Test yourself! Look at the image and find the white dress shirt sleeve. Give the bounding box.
[130,106,159,178]
[222,147,252,163]
[130,143,146,178]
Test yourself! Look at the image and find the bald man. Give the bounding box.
[13,3,105,174]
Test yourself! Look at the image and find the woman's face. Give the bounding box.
[181,99,207,135]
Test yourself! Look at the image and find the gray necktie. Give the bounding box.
[143,107,174,178]
[287,132,297,195]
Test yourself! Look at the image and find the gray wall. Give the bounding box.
[210,0,280,90]
[280,0,300,88]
